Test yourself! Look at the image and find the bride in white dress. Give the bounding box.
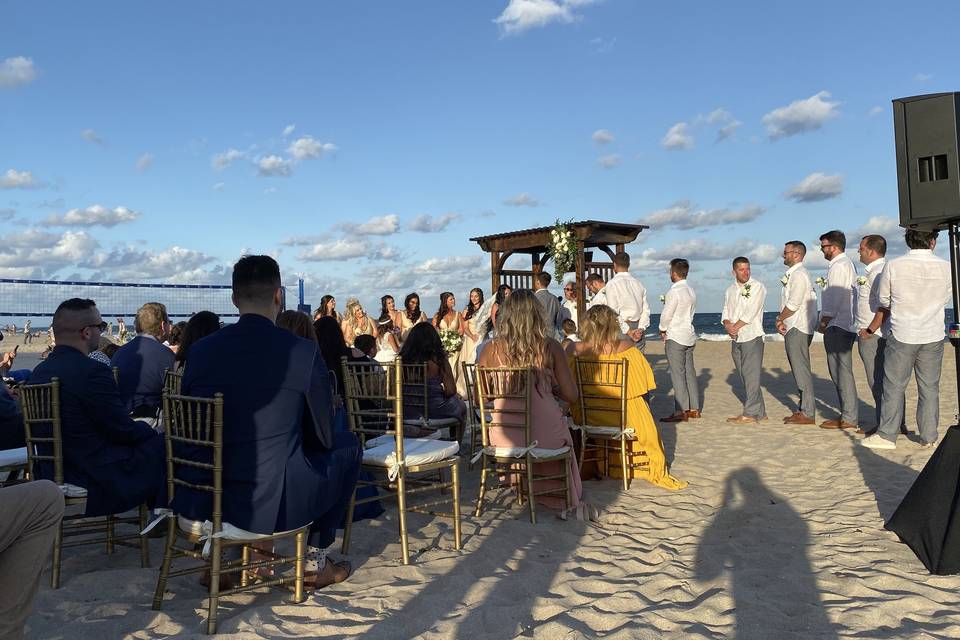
[433,292,465,397]
[374,317,400,363]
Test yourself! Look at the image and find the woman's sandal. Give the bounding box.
[559,502,602,524]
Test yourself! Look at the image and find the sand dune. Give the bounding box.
[24,341,960,639]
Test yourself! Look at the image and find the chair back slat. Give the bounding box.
[19,379,64,484]
[399,362,430,420]
[475,367,532,448]
[341,358,404,456]
[461,362,479,417]
[162,391,224,531]
[163,368,183,396]
[574,358,629,427]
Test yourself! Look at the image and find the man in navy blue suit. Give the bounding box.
[176,255,360,589]
[0,334,25,451]
[28,298,165,516]
[112,302,175,416]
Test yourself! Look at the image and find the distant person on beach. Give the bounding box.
[22,320,31,344]
[861,229,951,450]
[775,241,819,425]
[112,302,175,417]
[722,256,767,424]
[659,258,700,423]
[178,256,359,588]
[603,252,651,352]
[28,298,165,517]
[854,234,906,436]
[816,230,860,430]
[117,317,127,342]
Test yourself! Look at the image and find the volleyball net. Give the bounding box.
[0,278,288,321]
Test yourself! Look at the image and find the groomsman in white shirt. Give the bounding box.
[659,259,700,423]
[604,252,651,352]
[816,230,859,430]
[775,241,819,425]
[722,256,767,424]
[862,229,952,450]
[853,234,906,436]
[586,273,609,309]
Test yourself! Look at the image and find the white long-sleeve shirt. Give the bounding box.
[875,249,951,344]
[855,258,887,336]
[780,263,818,335]
[821,253,857,333]
[658,279,697,346]
[722,277,766,342]
[561,297,578,328]
[604,271,651,331]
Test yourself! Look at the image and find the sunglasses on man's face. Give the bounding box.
[82,322,108,334]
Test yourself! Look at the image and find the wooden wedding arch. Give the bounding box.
[470,220,649,320]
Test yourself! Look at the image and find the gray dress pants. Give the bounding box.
[857,335,905,428]
[665,339,699,411]
[877,337,944,444]
[731,337,765,418]
[784,328,815,418]
[0,480,64,640]
[824,326,858,424]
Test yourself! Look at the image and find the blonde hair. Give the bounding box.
[579,305,620,354]
[343,298,368,334]
[493,289,546,369]
[134,302,168,337]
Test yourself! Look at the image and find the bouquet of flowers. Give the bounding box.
[439,329,463,354]
[548,219,577,283]
[815,276,827,289]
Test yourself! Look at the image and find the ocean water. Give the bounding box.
[649,311,818,343]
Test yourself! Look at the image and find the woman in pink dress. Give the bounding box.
[477,288,584,513]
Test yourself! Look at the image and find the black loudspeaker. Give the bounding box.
[893,92,960,231]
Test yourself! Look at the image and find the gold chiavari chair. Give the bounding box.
[341,358,461,565]
[163,368,183,396]
[151,391,310,635]
[461,362,484,470]
[401,362,461,440]
[20,378,149,589]
[473,366,573,524]
[573,358,638,491]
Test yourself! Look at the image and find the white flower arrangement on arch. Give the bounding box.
[548,219,577,283]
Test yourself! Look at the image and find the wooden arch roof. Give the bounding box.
[470,220,648,253]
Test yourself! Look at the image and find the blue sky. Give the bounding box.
[2,0,958,318]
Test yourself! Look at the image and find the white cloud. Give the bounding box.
[592,129,614,145]
[212,182,225,191]
[81,128,103,145]
[282,124,296,137]
[337,214,401,236]
[0,169,40,189]
[641,201,765,229]
[661,122,694,149]
[706,109,742,142]
[408,213,461,233]
[287,136,337,161]
[915,72,933,83]
[596,154,621,169]
[257,155,293,177]
[589,36,616,54]
[135,153,154,172]
[0,230,99,272]
[762,91,840,140]
[785,172,843,203]
[503,192,540,207]
[852,215,900,238]
[0,56,37,88]
[494,0,600,36]
[263,187,278,194]
[413,255,485,275]
[82,246,216,280]
[868,106,884,117]
[43,204,140,227]
[645,237,779,265]
[211,148,244,170]
[298,239,376,262]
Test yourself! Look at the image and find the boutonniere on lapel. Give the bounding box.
[659,294,666,304]
[780,273,790,286]
[856,276,867,286]
[740,283,752,298]
[815,276,827,289]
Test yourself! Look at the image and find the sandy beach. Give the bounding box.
[22,340,960,639]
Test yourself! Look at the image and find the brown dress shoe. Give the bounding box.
[783,412,801,423]
[686,410,702,419]
[305,560,352,589]
[838,421,858,429]
[819,419,842,429]
[660,412,688,423]
[786,414,815,425]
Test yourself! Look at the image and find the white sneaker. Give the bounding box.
[861,434,896,450]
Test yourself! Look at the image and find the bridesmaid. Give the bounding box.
[488,284,512,333]
[461,287,484,364]
[341,298,377,347]
[400,292,428,342]
[316,295,343,323]
[433,292,464,396]
[378,295,405,345]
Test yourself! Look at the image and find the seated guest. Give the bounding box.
[167,321,188,354]
[477,289,584,512]
[177,256,360,588]
[277,310,317,341]
[315,316,370,399]
[88,336,115,366]
[560,318,578,350]
[373,317,400,363]
[354,334,377,360]
[399,323,466,439]
[28,298,165,516]
[0,381,24,450]
[112,302,175,416]
[568,305,686,490]
[174,311,220,372]
[0,480,64,640]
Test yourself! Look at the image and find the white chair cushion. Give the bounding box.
[581,425,635,438]
[365,429,447,449]
[0,447,27,468]
[61,483,88,498]
[363,437,459,479]
[177,516,299,541]
[484,445,570,459]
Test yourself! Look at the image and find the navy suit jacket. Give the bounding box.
[112,335,176,413]
[28,346,164,516]
[0,385,25,450]
[175,314,352,534]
